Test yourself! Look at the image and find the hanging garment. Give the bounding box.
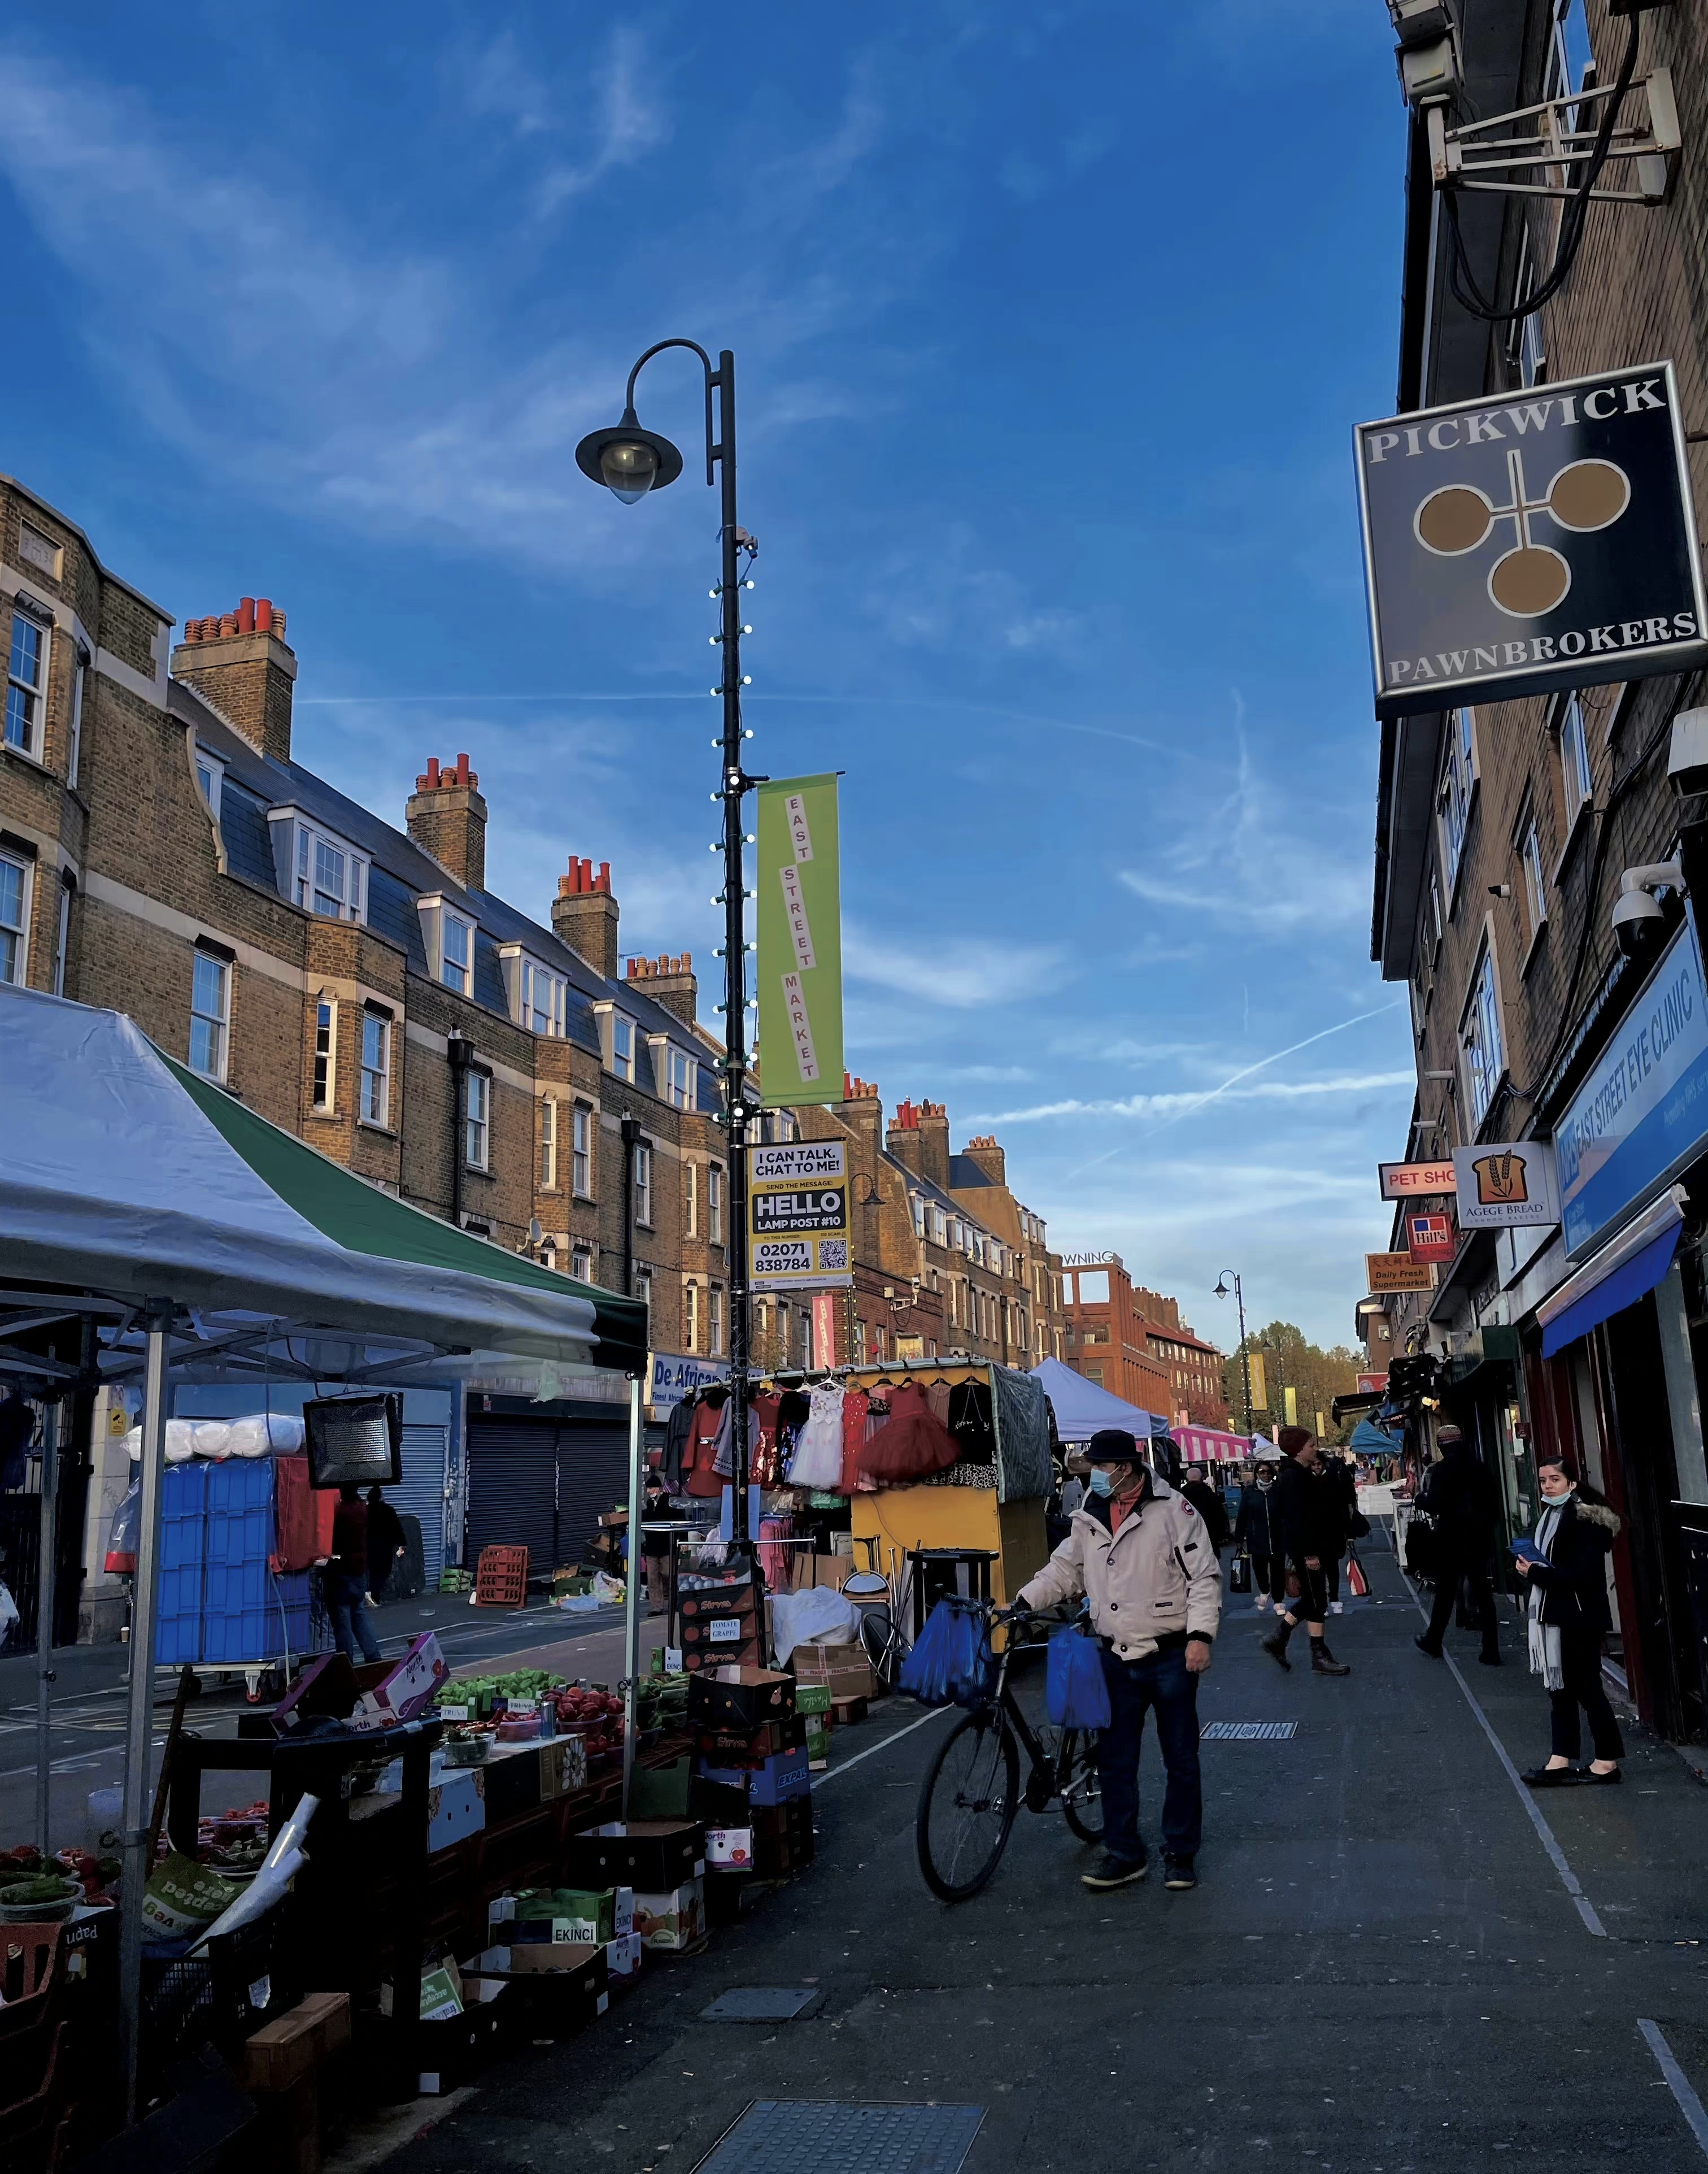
[686,1394,730,1499]
[839,1389,872,1495]
[857,1381,960,1484]
[662,1396,696,1492]
[788,1384,847,1489]
[273,1455,337,1572]
[776,1389,812,1469]
[750,1393,782,1487]
[758,1511,795,1590]
[948,1381,996,1461]
[926,1382,955,1429]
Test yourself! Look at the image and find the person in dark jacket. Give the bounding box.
[1234,1459,1284,1612]
[1321,1453,1359,1614]
[365,1485,407,1604]
[328,1485,382,1663]
[1260,1428,1350,1675]
[1180,1466,1230,1553]
[1413,1424,1501,1665]
[1515,1455,1624,1785]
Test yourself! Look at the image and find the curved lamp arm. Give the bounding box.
[625,337,718,486]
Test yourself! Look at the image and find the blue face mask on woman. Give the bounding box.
[1087,1468,1117,1498]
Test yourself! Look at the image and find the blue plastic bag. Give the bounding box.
[899,1597,990,1707]
[1046,1628,1112,1730]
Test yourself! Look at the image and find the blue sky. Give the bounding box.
[1,3,1415,1350]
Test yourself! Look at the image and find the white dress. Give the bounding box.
[788,1384,847,1488]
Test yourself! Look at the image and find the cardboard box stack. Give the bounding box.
[686,1668,815,1888]
[677,1557,764,1671]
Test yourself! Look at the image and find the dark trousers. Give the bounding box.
[1097,1642,1202,1864]
[1286,1558,1330,1624]
[329,1573,382,1663]
[1250,1551,1286,1604]
[1550,1625,1626,1762]
[1424,1548,1498,1656]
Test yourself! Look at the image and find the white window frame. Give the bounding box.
[708,1284,724,1357]
[685,1160,698,1237]
[571,1247,593,1285]
[1559,692,1593,828]
[464,1067,491,1171]
[53,875,69,997]
[441,906,474,994]
[685,1280,701,1355]
[912,1194,926,1238]
[190,950,230,1082]
[194,743,225,821]
[513,955,567,1038]
[1460,934,1507,1132]
[0,848,32,986]
[7,609,49,760]
[540,1095,558,1189]
[312,997,336,1111]
[634,1140,653,1228]
[637,1267,652,1323]
[610,1012,637,1083]
[666,1046,695,1111]
[1437,707,1476,901]
[68,649,87,791]
[708,1163,725,1245]
[276,813,368,923]
[573,1104,593,1197]
[1518,804,1548,945]
[360,1008,391,1128]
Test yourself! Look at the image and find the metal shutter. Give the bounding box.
[552,1418,631,1575]
[465,1417,560,1579]
[394,1423,449,1588]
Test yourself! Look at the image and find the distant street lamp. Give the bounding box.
[577,344,760,1545]
[1213,1270,1253,1439]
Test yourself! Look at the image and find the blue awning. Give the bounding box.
[1349,1418,1401,1455]
[1539,1201,1683,1359]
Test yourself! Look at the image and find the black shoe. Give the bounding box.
[1521,1764,1585,1788]
[1413,1635,1444,1658]
[1260,1632,1292,1672]
[1583,1764,1622,1785]
[1163,1855,1197,1891]
[1311,1646,1351,1676]
[1081,1851,1148,1890]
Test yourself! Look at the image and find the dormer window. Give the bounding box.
[666,1047,696,1111]
[439,908,473,993]
[611,1013,636,1082]
[194,746,224,820]
[502,949,567,1037]
[270,810,368,924]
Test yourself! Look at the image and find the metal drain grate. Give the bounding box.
[700,1988,825,2023]
[695,2101,984,2173]
[1201,1720,1298,1741]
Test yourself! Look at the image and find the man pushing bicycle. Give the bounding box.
[1017,1427,1221,1893]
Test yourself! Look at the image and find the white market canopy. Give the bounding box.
[0,984,647,1379]
[1030,1356,1166,1445]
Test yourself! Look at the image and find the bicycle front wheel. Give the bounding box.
[1057,1728,1105,1843]
[916,1706,1021,1902]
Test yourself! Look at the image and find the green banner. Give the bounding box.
[756,774,843,1107]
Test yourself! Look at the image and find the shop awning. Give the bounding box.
[0,983,647,1375]
[1349,1418,1402,1455]
[1331,1388,1387,1424]
[1030,1356,1165,1443]
[1537,1186,1685,1360]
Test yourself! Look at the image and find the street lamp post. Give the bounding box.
[577,344,760,1546]
[1214,1271,1252,1440]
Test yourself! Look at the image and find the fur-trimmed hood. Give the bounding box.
[1574,1498,1621,1537]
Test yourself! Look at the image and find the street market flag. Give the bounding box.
[756,775,843,1107]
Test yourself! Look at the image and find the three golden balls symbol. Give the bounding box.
[1414,450,1631,618]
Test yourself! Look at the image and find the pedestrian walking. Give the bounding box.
[1260,1428,1351,1676]
[1412,1424,1501,1666]
[1017,1427,1221,1893]
[328,1483,382,1663]
[1514,1455,1624,1787]
[1234,1457,1284,1612]
[1180,1464,1230,1552]
[642,1473,673,1614]
[364,1484,407,1607]
[1321,1452,1359,1614]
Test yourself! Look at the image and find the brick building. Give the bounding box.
[1056,1253,1223,1423]
[1367,0,1708,1740]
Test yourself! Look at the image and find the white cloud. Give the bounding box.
[537,31,672,211]
[843,924,1066,1009]
[968,1071,1414,1125]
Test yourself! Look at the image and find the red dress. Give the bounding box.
[856,1382,959,1484]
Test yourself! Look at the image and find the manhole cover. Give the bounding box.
[1201,1720,1298,1741]
[700,1988,825,2023]
[695,2101,984,2173]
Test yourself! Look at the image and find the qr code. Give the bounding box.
[818,1240,848,1270]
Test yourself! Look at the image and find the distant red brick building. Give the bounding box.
[1058,1253,1226,1424]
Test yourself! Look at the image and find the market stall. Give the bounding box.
[1029,1356,1165,1445]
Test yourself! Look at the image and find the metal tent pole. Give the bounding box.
[621,1374,645,1816]
[34,1398,59,1856]
[119,1310,171,2127]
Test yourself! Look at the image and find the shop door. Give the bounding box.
[1603,1302,1700,1740]
[465,1417,559,1579]
[554,1418,631,1575]
[394,1423,449,1588]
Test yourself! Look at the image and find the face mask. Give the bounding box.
[1087,1468,1117,1498]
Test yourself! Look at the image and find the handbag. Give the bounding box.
[1345,1549,1369,1599]
[1045,1628,1112,1729]
[1229,1550,1253,1594]
[1348,1507,1371,1540]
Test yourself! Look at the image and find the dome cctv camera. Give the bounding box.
[1610,860,1682,962]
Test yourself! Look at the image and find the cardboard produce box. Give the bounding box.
[239,1990,352,2094]
[696,1746,811,1808]
[704,1825,753,1868]
[694,1716,804,1768]
[481,1740,543,1822]
[607,1931,644,1984]
[633,1877,705,1951]
[792,1681,834,1716]
[539,1733,589,1799]
[425,1767,486,1853]
[687,1666,794,1732]
[564,1819,705,1892]
[792,1641,874,1701]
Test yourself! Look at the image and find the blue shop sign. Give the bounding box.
[1555,914,1708,1255]
[649,1351,729,1410]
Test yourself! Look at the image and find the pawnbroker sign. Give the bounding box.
[1356,362,1706,717]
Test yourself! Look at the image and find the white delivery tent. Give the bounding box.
[0,984,650,2117]
[1030,1356,1166,1445]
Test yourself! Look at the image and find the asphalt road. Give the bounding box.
[0,1591,663,1847]
[378,1534,1708,2174]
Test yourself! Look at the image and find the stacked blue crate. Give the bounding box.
[200,1460,280,1663]
[155,1463,208,1665]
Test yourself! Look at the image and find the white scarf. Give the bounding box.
[1526,1497,1568,1692]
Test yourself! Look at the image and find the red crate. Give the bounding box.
[475,1545,529,1608]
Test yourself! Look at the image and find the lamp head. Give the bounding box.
[1214,1276,1230,1299]
[576,406,685,503]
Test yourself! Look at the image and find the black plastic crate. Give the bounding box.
[140,1903,302,2078]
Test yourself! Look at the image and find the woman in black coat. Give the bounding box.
[1514,1454,1624,1786]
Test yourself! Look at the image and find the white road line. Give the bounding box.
[1639,2020,1708,2160]
[812,1703,953,1789]
[1397,1562,1605,1937]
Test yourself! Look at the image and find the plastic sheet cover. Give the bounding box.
[992,1366,1051,1503]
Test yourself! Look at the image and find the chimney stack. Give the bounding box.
[961,1133,1006,1186]
[552,854,620,980]
[171,599,296,763]
[885,1098,924,1179]
[406,751,488,894]
[626,951,698,1028]
[915,1100,951,1189]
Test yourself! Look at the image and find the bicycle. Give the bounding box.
[914,1603,1104,1902]
[847,1539,912,1693]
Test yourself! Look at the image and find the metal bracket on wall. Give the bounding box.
[1426,68,1680,205]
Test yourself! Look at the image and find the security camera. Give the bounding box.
[1389,0,1461,105]
[1611,860,1683,960]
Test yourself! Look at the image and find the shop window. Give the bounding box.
[190,950,230,1081]
[360,1011,391,1127]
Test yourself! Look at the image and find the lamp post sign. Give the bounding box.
[747,1138,852,1293]
[1356,361,1707,716]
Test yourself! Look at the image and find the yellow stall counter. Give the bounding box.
[851,1488,1051,1608]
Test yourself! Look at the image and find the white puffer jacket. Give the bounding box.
[1018,1476,1222,1661]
